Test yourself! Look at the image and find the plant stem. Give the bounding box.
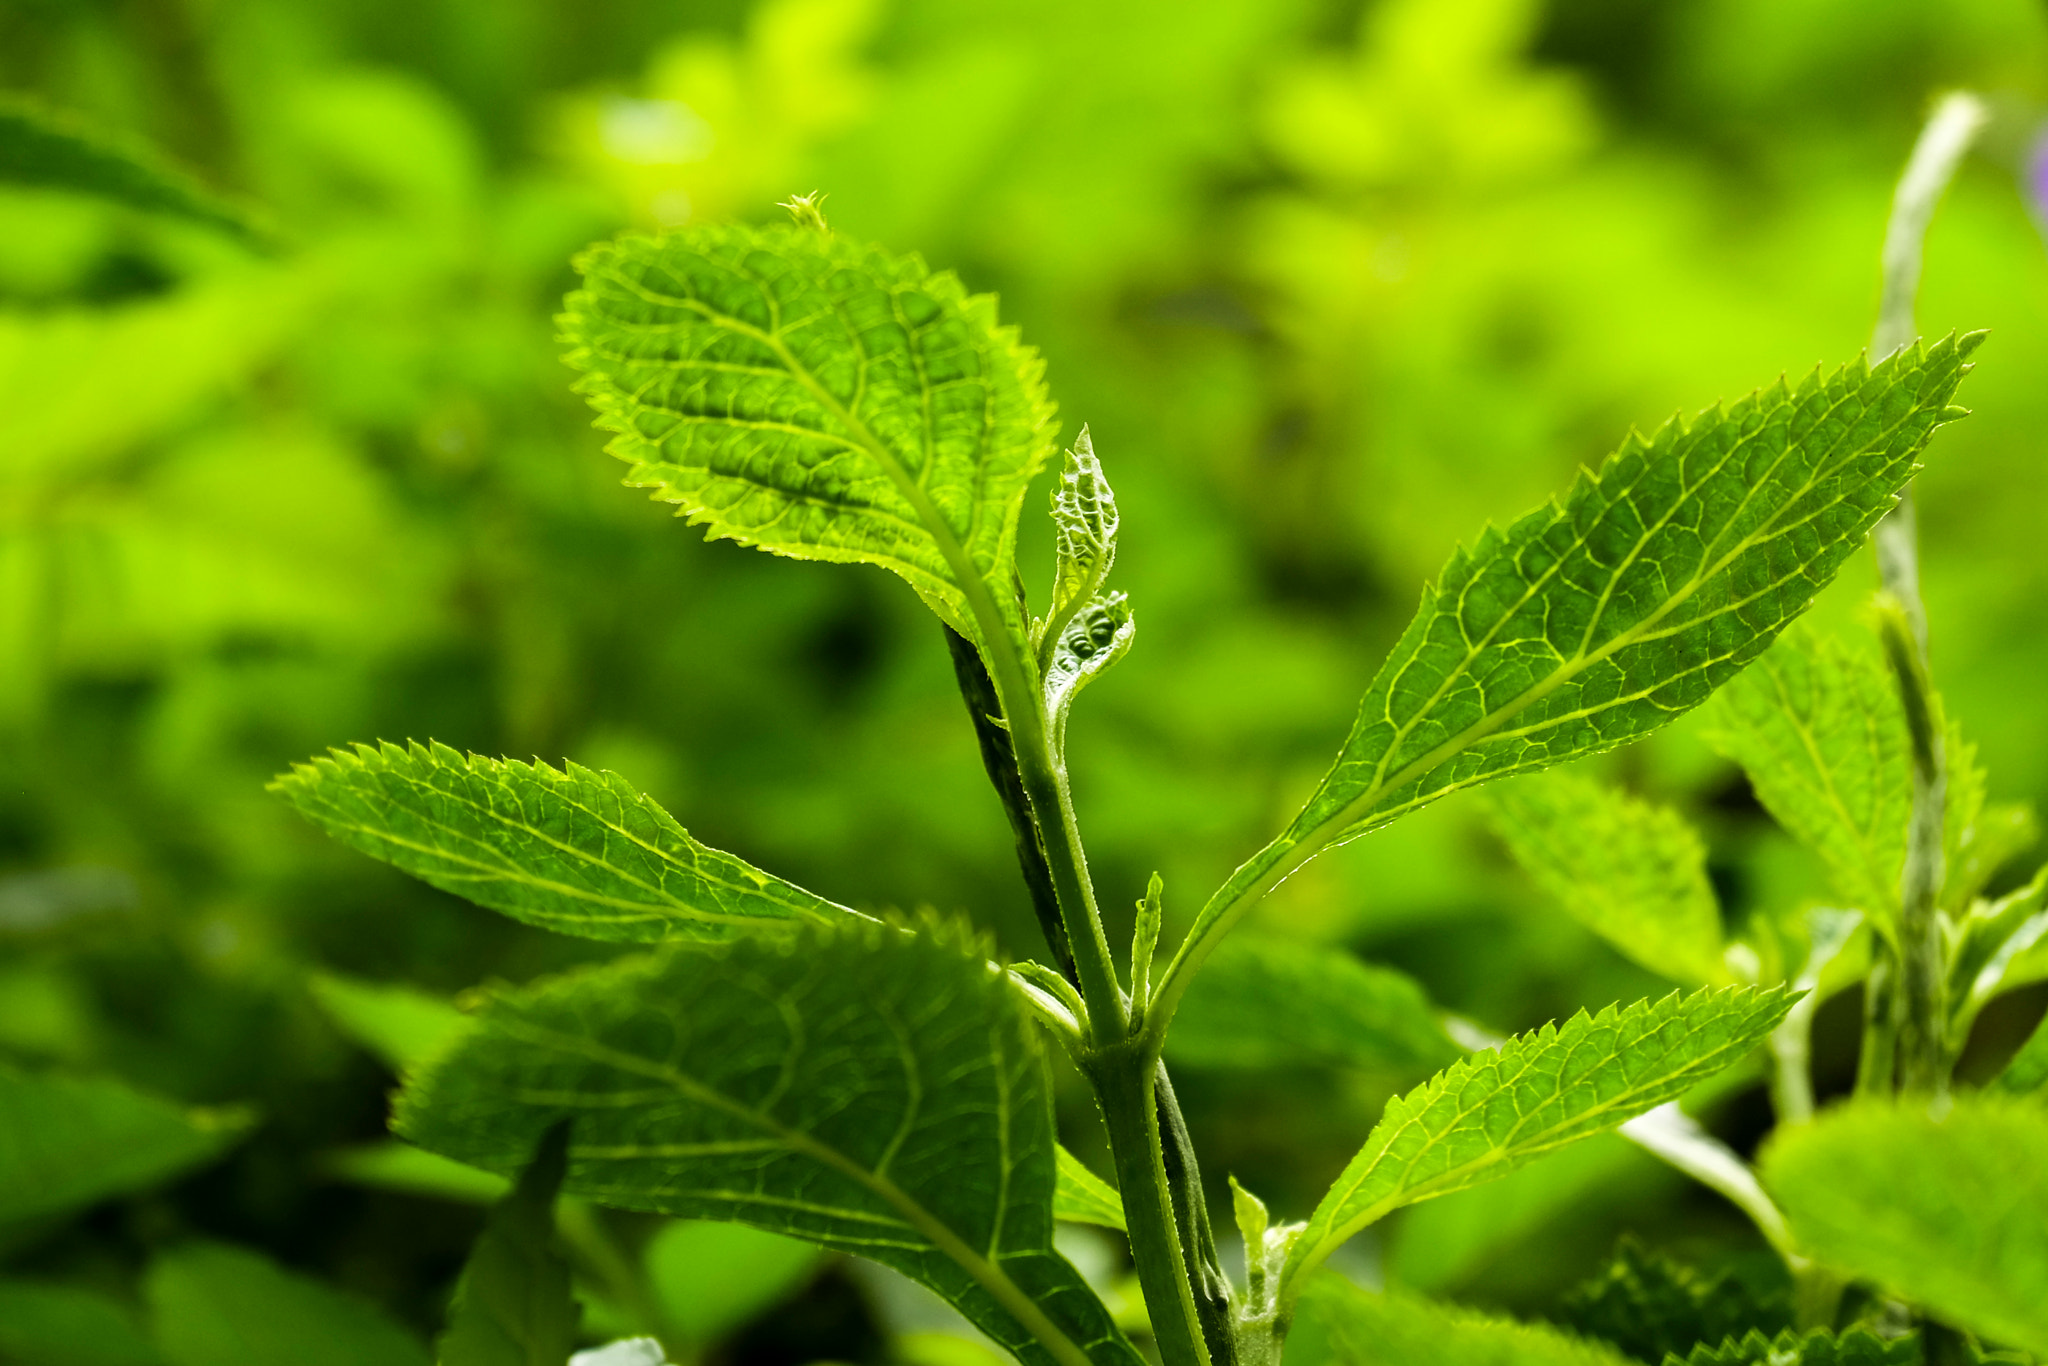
[1092,1045,1215,1366]
[1864,91,1984,1097]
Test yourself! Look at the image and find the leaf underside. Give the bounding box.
[396,919,1140,1366]
[1192,337,1976,949]
[1486,768,1729,986]
[559,223,1056,651]
[1703,627,1910,926]
[1763,1098,2048,1358]
[1053,1148,1126,1231]
[273,741,853,943]
[1282,986,1796,1299]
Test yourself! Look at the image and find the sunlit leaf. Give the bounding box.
[1288,1276,1632,1366]
[1762,1097,2048,1356]
[1485,769,1729,985]
[1671,1326,1921,1366]
[396,918,1141,1366]
[1053,1148,1125,1232]
[1281,987,1795,1300]
[1703,627,1910,926]
[274,742,855,942]
[306,971,466,1074]
[560,223,1056,654]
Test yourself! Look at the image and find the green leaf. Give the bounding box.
[1170,339,1976,1011]
[273,742,854,943]
[1560,1238,1789,1365]
[0,1065,250,1225]
[1484,769,1730,985]
[1703,626,1910,926]
[645,1220,822,1346]
[1992,1007,2048,1096]
[559,223,1056,655]
[306,970,467,1074]
[1166,935,1462,1075]
[1280,987,1796,1300]
[1288,1277,1634,1366]
[0,97,264,243]
[437,1122,580,1366]
[0,1280,166,1366]
[320,1141,512,1204]
[1949,867,2048,1037]
[1669,1327,1923,1366]
[146,1241,430,1366]
[1762,1097,2048,1356]
[396,919,1141,1366]
[1040,425,1120,657]
[1053,1148,1125,1232]
[1045,591,1135,756]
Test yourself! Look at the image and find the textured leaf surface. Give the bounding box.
[1178,339,1974,987]
[1703,628,1910,924]
[1281,987,1795,1298]
[274,742,852,942]
[1041,426,1119,652]
[1486,770,1729,985]
[0,1066,249,1224]
[1053,1148,1125,1231]
[396,920,1139,1366]
[0,98,262,241]
[560,224,1055,649]
[437,1124,579,1366]
[1289,1277,1633,1366]
[1670,1327,1921,1366]
[1561,1238,1789,1365]
[1166,935,1461,1075]
[147,1242,429,1366]
[1762,1098,2048,1356]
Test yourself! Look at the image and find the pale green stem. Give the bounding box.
[1863,91,1984,1098]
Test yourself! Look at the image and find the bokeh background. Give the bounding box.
[3,0,2047,1361]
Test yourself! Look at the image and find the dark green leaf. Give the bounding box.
[273,742,854,943]
[0,1065,250,1225]
[1993,1007,2048,1097]
[1762,1097,2048,1356]
[437,1122,579,1366]
[396,919,1141,1366]
[0,1280,165,1366]
[1560,1238,1790,1365]
[0,98,264,243]
[1281,988,1796,1301]
[1668,1327,1922,1366]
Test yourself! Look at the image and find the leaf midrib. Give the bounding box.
[488,1010,1098,1366]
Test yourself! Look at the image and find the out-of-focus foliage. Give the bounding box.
[2,0,2046,1359]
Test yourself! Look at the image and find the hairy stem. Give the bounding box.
[1865,91,1983,1096]
[1094,1048,1214,1366]
[1155,1064,1239,1366]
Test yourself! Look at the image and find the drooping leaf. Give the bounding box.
[559,223,1057,656]
[1703,627,1910,926]
[396,919,1141,1366]
[644,1220,822,1347]
[306,970,466,1074]
[1288,1276,1635,1366]
[1166,935,1461,1076]
[273,742,855,943]
[0,98,264,242]
[1669,1326,1922,1366]
[1174,338,1976,1000]
[436,1123,580,1366]
[1762,1097,2048,1357]
[1485,769,1729,985]
[1040,425,1120,657]
[0,1280,166,1366]
[146,1242,430,1366]
[0,1066,251,1225]
[1280,987,1796,1301]
[1053,1148,1125,1231]
[1559,1238,1790,1365]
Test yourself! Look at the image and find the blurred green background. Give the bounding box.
[3,0,2046,1360]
